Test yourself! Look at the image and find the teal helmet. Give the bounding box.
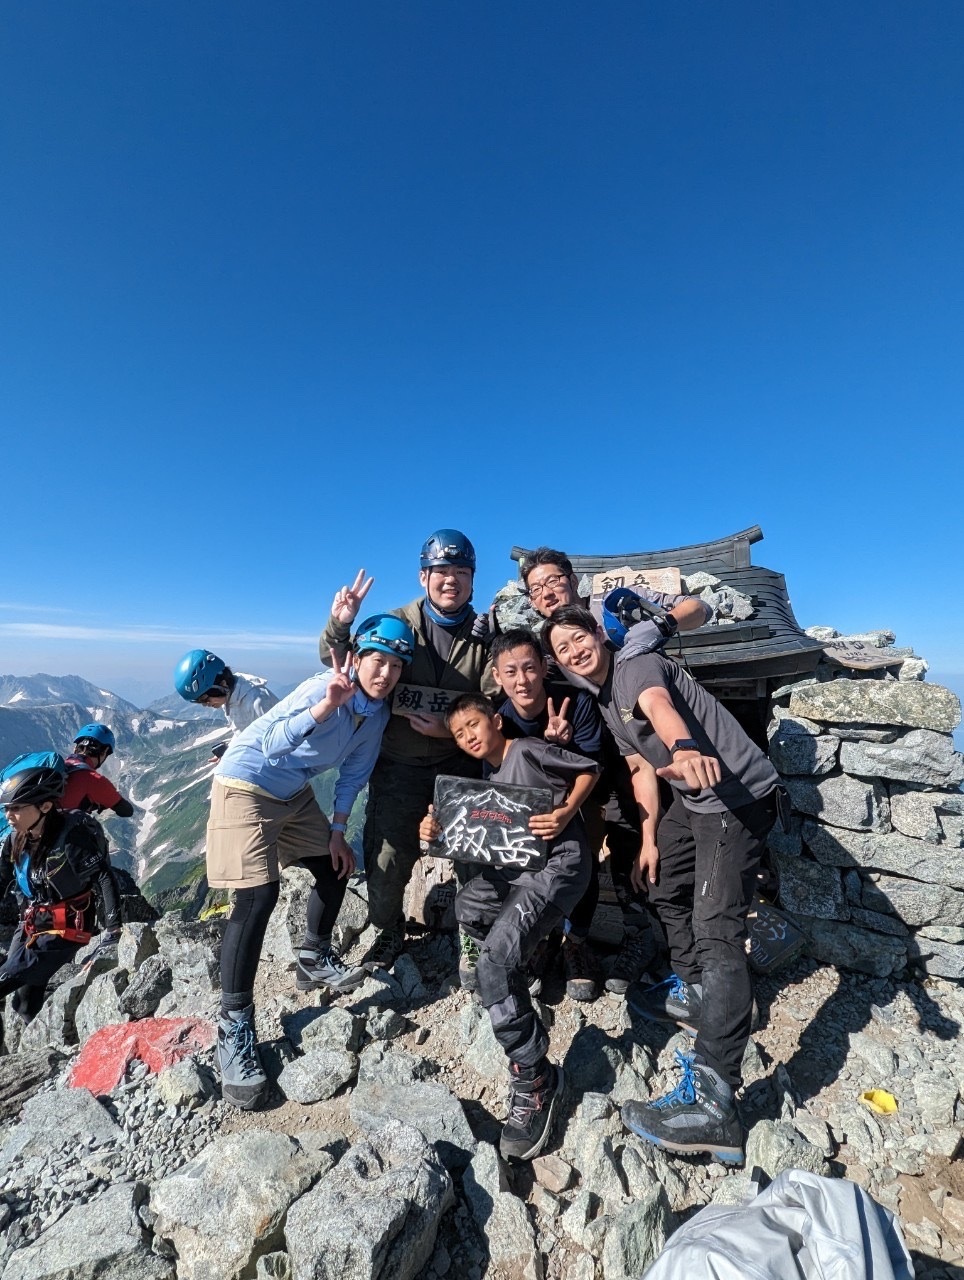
[353,615,415,664]
[174,649,226,701]
[74,723,116,755]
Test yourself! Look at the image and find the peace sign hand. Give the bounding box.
[324,651,357,709]
[331,569,374,625]
[544,696,573,746]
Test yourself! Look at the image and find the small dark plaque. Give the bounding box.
[747,898,806,974]
[431,775,552,870]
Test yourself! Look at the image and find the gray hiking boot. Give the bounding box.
[628,974,702,1034]
[500,1060,564,1162]
[621,1050,744,1165]
[605,924,658,996]
[297,947,366,993]
[216,1004,267,1110]
[458,932,482,993]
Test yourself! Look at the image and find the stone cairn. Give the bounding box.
[767,626,963,984]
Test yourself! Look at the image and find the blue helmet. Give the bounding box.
[174,649,226,701]
[74,723,116,755]
[601,588,646,649]
[353,614,415,664]
[0,753,67,808]
[419,529,476,572]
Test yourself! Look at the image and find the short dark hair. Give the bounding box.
[519,546,574,585]
[444,693,497,726]
[541,605,600,657]
[490,629,544,666]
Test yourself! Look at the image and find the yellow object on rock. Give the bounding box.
[859,1089,898,1115]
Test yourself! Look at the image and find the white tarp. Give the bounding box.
[643,1169,913,1280]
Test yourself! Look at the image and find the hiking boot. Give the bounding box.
[360,927,404,971]
[605,925,658,996]
[216,1004,267,1111]
[500,1061,564,1162]
[562,936,601,1002]
[621,1050,744,1165]
[628,974,702,1034]
[459,932,482,993]
[297,947,366,993]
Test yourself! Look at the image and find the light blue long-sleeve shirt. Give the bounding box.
[215,671,388,810]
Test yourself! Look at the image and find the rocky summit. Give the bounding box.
[0,618,963,1277]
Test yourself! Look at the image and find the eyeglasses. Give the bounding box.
[525,573,570,600]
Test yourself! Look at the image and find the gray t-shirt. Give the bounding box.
[490,738,600,854]
[599,653,778,813]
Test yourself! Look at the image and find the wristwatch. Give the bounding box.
[654,612,679,639]
[670,738,700,755]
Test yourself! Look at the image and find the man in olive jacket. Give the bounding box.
[319,530,497,969]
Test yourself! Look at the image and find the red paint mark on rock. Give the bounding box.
[69,1017,216,1095]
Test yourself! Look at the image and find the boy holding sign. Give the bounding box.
[419,693,599,1161]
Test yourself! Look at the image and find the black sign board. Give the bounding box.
[747,898,806,974]
[431,775,552,870]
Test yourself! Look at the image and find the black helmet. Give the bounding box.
[0,762,67,809]
[419,529,476,572]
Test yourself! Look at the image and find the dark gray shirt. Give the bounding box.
[490,738,600,808]
[599,653,778,813]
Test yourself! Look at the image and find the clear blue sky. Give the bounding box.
[3,3,963,708]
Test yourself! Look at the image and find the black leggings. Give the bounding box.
[219,857,349,1005]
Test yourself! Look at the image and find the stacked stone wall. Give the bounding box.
[766,628,964,981]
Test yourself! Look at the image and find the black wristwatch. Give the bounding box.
[670,738,700,755]
[654,611,679,639]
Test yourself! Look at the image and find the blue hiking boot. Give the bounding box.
[621,1050,744,1165]
[628,974,702,1035]
[216,1004,267,1111]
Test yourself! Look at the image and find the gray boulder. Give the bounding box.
[278,1049,358,1103]
[601,1185,671,1280]
[789,678,961,733]
[890,787,964,846]
[349,1080,476,1170]
[17,952,119,1051]
[119,954,173,1020]
[862,874,964,927]
[794,916,906,977]
[75,970,130,1043]
[149,1132,328,1280]
[284,1121,453,1280]
[117,922,159,972]
[1,1181,173,1280]
[462,1142,542,1280]
[840,730,964,787]
[802,820,964,889]
[153,917,221,1017]
[745,1119,830,1178]
[784,775,890,833]
[0,1049,66,1123]
[154,1058,212,1109]
[465,1007,507,1079]
[768,731,839,776]
[1,1086,121,1166]
[283,1005,364,1054]
[772,853,847,920]
[907,934,964,980]
[357,1045,436,1086]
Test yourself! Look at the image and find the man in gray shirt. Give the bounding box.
[543,605,779,1166]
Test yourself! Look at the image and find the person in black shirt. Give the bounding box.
[419,693,599,1163]
[491,628,611,1001]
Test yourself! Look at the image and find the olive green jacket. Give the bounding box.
[319,598,497,767]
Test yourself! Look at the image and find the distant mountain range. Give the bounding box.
[0,672,362,913]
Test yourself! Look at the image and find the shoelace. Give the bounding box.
[317,948,351,975]
[460,934,481,961]
[652,1050,697,1110]
[225,1019,260,1079]
[508,1077,548,1126]
[612,930,651,976]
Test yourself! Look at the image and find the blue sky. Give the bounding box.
[3,3,963,710]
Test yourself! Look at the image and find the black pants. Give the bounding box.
[649,791,777,1087]
[0,927,82,1022]
[455,832,589,1069]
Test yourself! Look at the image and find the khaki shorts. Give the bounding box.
[206,781,331,889]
